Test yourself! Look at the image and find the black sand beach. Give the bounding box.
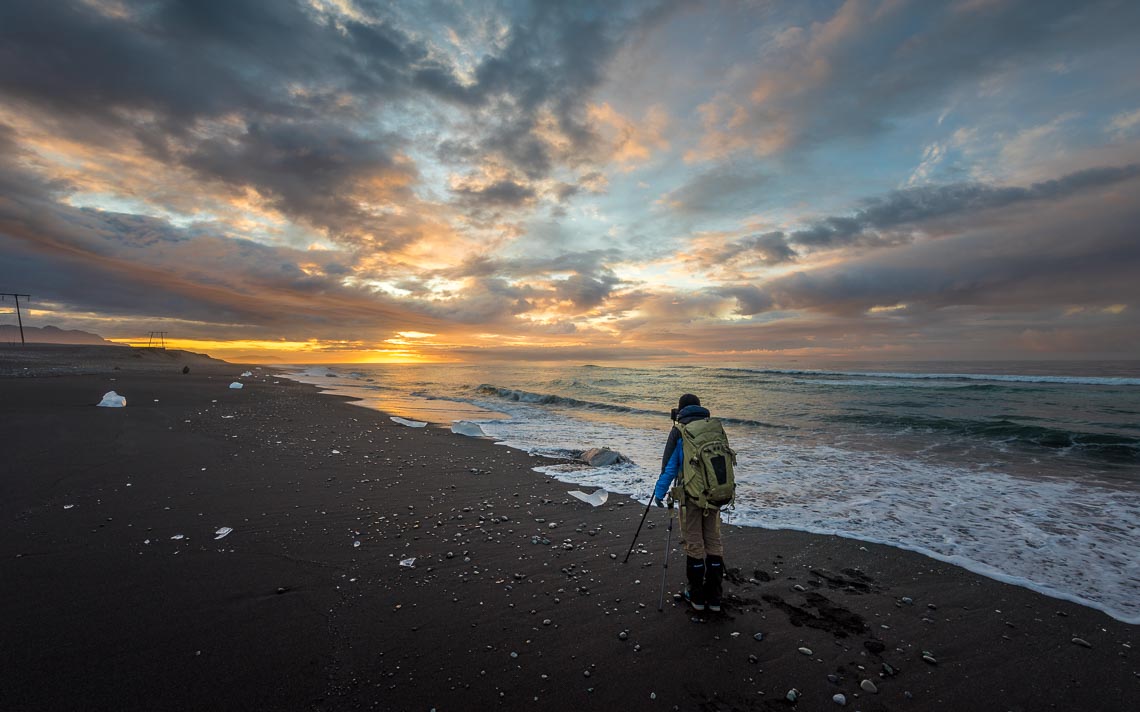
[1,346,1135,711]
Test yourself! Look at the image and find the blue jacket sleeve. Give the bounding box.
[653,443,683,500]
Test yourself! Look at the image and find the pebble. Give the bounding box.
[618,631,629,641]
[798,647,813,656]
[753,632,764,641]
[793,584,806,592]
[543,619,551,626]
[583,670,591,677]
[827,674,839,684]
[510,652,518,658]
[748,655,758,664]
[1072,637,1092,648]
[922,654,938,665]
[832,693,846,706]
[900,596,913,605]
[860,679,878,693]
[882,662,896,677]
[785,688,799,702]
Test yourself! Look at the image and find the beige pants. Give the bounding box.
[680,504,723,559]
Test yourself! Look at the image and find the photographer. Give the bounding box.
[652,393,729,612]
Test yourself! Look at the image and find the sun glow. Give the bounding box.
[108,337,454,364]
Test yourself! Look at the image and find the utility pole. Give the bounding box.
[147,331,168,349]
[1,293,31,344]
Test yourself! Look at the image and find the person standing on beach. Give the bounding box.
[653,393,734,612]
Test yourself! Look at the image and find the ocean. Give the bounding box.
[281,361,1140,624]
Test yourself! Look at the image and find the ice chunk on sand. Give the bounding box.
[390,416,426,428]
[171,534,185,540]
[240,371,253,377]
[97,391,126,407]
[228,382,243,389]
[399,557,416,567]
[568,489,609,507]
[451,421,485,437]
[214,527,233,540]
[579,447,630,467]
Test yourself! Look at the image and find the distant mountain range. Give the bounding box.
[0,325,119,345]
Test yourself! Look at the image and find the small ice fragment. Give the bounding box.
[331,449,341,454]
[228,382,243,389]
[353,540,361,548]
[399,557,416,567]
[97,391,127,407]
[240,371,252,377]
[63,504,75,510]
[390,416,426,428]
[214,527,233,540]
[144,539,151,544]
[171,534,185,540]
[451,421,485,437]
[568,489,609,507]
[221,415,235,419]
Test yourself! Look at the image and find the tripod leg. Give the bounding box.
[623,493,655,563]
[657,509,674,611]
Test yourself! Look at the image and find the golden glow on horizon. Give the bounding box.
[108,337,455,364]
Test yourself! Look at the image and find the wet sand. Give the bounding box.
[1,346,1135,711]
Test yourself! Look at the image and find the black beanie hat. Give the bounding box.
[678,393,701,409]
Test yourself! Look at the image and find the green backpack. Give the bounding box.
[671,417,736,510]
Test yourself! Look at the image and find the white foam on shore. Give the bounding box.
[492,413,1140,624]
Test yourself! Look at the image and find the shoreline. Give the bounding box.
[1,352,1136,711]
[282,367,1140,627]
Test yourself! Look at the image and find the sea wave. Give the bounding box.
[717,367,1140,387]
[473,384,781,428]
[832,413,1140,461]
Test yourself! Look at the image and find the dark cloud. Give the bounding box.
[182,120,415,242]
[717,231,798,266]
[417,277,534,324]
[790,164,1140,250]
[458,1,681,177]
[0,142,438,339]
[451,179,537,208]
[712,285,774,316]
[553,272,621,308]
[0,0,467,128]
[733,177,1140,319]
[723,0,1140,154]
[662,163,770,213]
[711,164,1140,267]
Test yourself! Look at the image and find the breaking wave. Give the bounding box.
[473,384,780,427]
[716,367,1140,387]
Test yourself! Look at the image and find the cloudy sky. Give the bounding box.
[2,0,1139,363]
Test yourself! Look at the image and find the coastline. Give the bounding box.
[1,350,1135,711]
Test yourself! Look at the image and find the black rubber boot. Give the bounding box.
[705,555,724,611]
[684,556,706,611]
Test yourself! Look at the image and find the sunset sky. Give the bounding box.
[1,0,1139,363]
